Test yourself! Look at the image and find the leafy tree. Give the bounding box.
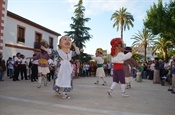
[132,53,144,63]
[64,0,92,49]
[111,7,134,40]
[152,37,173,61]
[144,0,175,45]
[131,28,156,62]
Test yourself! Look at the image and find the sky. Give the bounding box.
[7,0,169,55]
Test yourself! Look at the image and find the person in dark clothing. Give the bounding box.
[159,59,165,86]
[0,53,6,81]
[30,54,38,82]
[20,54,28,80]
[13,52,21,81]
[47,57,55,82]
[153,58,160,84]
[6,57,11,76]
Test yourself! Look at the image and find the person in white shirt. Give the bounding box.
[20,54,28,80]
[7,57,14,78]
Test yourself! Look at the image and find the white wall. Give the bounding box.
[3,16,58,61]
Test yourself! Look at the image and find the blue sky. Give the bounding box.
[7,0,168,55]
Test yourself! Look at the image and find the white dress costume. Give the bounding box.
[50,48,79,92]
[91,56,105,78]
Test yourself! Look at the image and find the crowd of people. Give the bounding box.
[0,36,174,99]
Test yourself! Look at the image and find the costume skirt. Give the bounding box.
[96,67,105,77]
[38,66,50,75]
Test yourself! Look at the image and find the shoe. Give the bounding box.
[122,92,129,97]
[129,85,131,88]
[58,92,62,96]
[172,91,175,94]
[126,85,129,89]
[168,89,173,91]
[102,81,106,86]
[107,89,112,96]
[37,85,41,88]
[94,81,99,85]
[44,82,47,86]
[62,94,70,99]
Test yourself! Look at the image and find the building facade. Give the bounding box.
[1,0,61,61]
[0,0,7,54]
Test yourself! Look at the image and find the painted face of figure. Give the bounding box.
[95,48,103,57]
[95,51,100,57]
[58,36,72,49]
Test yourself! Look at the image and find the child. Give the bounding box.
[135,68,142,82]
[41,36,80,99]
[91,48,107,85]
[107,38,132,97]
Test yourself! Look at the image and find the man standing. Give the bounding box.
[0,53,6,81]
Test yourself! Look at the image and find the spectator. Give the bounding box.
[0,53,6,81]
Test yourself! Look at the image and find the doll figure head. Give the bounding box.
[58,36,72,49]
[40,39,49,53]
[40,39,49,48]
[96,48,103,57]
[110,37,124,56]
[124,46,132,54]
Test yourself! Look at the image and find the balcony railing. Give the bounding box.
[34,42,40,49]
[49,45,53,49]
[17,38,25,43]
[34,42,52,49]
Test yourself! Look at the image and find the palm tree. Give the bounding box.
[152,37,172,61]
[131,28,156,62]
[111,7,134,40]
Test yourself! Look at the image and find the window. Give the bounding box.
[49,37,53,49]
[34,32,42,49]
[17,26,25,43]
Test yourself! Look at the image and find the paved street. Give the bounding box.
[0,76,174,115]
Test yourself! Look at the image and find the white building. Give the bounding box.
[133,46,155,61]
[0,0,61,61]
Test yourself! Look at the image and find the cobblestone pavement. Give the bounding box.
[0,76,174,115]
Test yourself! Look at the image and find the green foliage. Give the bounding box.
[152,37,173,61]
[144,0,175,44]
[131,27,156,62]
[64,0,92,49]
[132,53,144,63]
[111,7,134,40]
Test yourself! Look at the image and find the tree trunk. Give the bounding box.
[120,24,123,40]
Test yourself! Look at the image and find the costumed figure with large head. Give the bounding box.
[91,48,107,85]
[41,35,80,99]
[107,37,132,97]
[27,39,50,88]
